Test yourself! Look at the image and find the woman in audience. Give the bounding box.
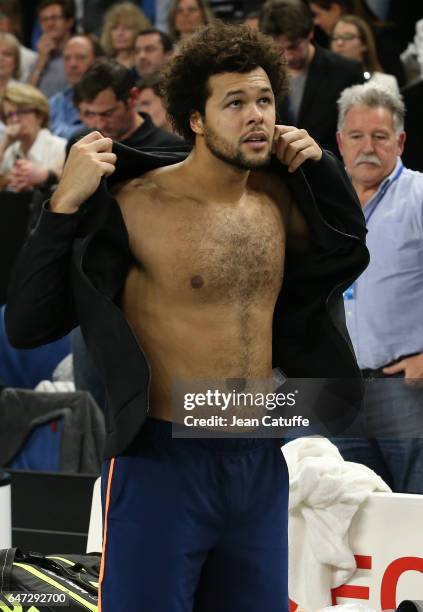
[0,0,37,82]
[168,0,213,42]
[0,33,20,92]
[0,35,20,148]
[0,83,66,192]
[330,14,399,91]
[100,2,150,69]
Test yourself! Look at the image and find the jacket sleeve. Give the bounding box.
[5,204,80,348]
[300,149,367,243]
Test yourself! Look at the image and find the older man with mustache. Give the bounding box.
[335,83,423,494]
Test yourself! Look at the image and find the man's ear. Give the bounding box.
[397,131,406,156]
[128,87,140,107]
[190,111,204,136]
[336,131,344,156]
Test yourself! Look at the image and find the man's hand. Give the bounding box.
[50,131,117,214]
[273,125,322,173]
[36,34,57,63]
[383,353,423,387]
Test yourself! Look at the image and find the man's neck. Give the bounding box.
[289,43,315,78]
[182,142,251,203]
[120,113,144,141]
[353,182,379,207]
[55,33,70,53]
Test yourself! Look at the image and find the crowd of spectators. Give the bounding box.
[1,0,423,492]
[0,0,422,191]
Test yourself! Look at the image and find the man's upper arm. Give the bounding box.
[5,204,79,348]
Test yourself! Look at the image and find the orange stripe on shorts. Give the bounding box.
[98,457,116,612]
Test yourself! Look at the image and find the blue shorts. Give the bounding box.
[99,418,289,611]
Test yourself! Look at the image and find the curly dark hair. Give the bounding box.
[161,22,288,143]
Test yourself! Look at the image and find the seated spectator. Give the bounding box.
[50,34,105,139]
[71,59,183,147]
[100,2,150,69]
[0,32,20,140]
[0,33,20,93]
[260,0,364,157]
[134,28,173,78]
[137,73,173,132]
[0,83,66,192]
[28,0,76,99]
[331,15,398,91]
[0,0,37,82]
[168,0,213,42]
[308,0,406,85]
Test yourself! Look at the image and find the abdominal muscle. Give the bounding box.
[120,267,280,422]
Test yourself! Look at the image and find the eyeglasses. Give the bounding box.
[39,14,65,24]
[176,6,201,14]
[3,108,38,121]
[80,105,120,120]
[331,33,360,42]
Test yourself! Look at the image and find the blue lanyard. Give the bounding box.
[364,162,404,226]
[344,161,404,301]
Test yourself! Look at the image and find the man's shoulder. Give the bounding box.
[112,167,174,210]
[126,115,184,149]
[401,165,423,190]
[49,91,62,103]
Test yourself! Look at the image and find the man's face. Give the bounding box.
[39,3,73,42]
[138,87,168,129]
[0,16,13,33]
[78,88,134,140]
[337,105,405,188]
[309,2,343,35]
[63,37,95,85]
[196,68,276,171]
[274,35,312,72]
[134,33,169,76]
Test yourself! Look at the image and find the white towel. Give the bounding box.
[282,437,390,611]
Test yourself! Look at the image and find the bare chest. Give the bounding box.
[132,194,286,303]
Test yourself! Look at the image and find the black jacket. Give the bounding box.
[279,46,364,157]
[5,144,369,458]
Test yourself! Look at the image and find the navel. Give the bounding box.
[191,275,204,289]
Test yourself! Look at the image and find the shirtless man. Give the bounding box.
[6,23,368,612]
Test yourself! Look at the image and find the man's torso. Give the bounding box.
[114,165,293,420]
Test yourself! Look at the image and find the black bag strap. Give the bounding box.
[20,552,98,596]
[0,548,17,593]
[1,549,99,597]
[397,602,423,612]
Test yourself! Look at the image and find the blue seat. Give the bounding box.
[0,305,70,389]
